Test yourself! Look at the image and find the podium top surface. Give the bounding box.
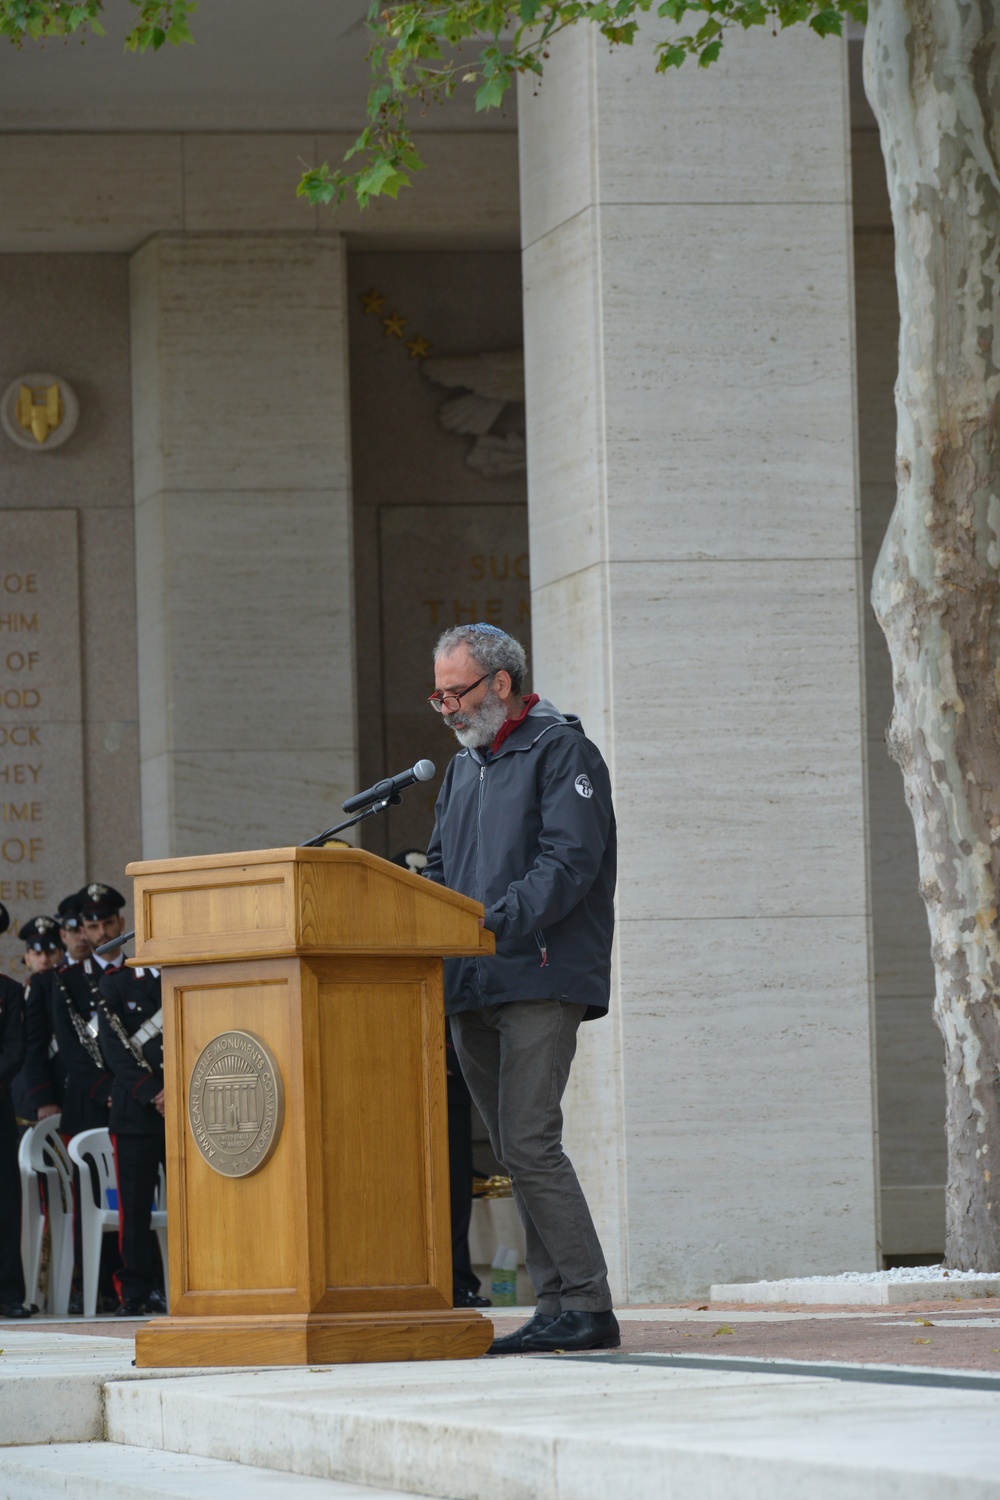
[126,846,494,966]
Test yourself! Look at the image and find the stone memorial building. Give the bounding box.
[0,5,937,1297]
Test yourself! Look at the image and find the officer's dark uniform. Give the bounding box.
[37,955,113,1136]
[98,964,166,1313]
[10,916,64,1126]
[22,965,66,1123]
[20,892,94,1122]
[0,902,30,1317]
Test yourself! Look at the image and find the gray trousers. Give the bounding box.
[450,1000,612,1315]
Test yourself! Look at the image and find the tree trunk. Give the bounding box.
[866,0,1000,1267]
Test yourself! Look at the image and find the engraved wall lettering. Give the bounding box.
[0,513,85,983]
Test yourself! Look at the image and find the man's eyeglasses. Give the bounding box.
[428,672,495,713]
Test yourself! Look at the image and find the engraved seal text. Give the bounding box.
[187,1029,284,1178]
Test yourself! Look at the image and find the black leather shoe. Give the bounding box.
[487,1313,556,1355]
[520,1309,621,1351]
[0,1302,32,1319]
[146,1288,168,1314]
[114,1299,147,1317]
[453,1287,492,1308]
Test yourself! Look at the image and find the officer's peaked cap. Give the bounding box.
[19,915,63,951]
[78,883,126,920]
[56,892,85,930]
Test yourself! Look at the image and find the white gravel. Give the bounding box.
[771,1266,999,1283]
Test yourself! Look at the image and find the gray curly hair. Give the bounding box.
[434,623,527,695]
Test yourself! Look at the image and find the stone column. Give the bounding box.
[519,28,876,1298]
[130,236,356,858]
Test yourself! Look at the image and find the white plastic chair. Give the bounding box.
[26,1116,74,1317]
[67,1129,119,1318]
[18,1127,45,1311]
[153,1162,169,1302]
[68,1128,168,1315]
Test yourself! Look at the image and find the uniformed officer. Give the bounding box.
[19,916,64,977]
[56,892,91,966]
[24,886,125,1134]
[10,916,65,1125]
[98,962,167,1315]
[0,902,31,1318]
[21,892,90,1124]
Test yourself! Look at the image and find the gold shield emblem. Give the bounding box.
[16,381,63,445]
[187,1030,284,1178]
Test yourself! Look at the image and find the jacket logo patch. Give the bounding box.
[574,774,593,799]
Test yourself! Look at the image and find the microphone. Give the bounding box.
[341,760,436,815]
[95,930,134,956]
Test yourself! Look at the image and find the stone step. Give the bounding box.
[0,1330,234,1447]
[0,1443,423,1499]
[102,1357,1000,1500]
[0,1332,151,1446]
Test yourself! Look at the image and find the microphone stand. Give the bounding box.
[300,791,402,849]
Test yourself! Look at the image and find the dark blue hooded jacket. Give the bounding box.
[424,698,616,1020]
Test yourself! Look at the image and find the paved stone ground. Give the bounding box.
[15,1299,1000,1373]
[488,1300,1000,1372]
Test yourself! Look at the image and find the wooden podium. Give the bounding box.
[127,846,496,1367]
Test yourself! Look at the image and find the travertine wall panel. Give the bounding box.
[528,567,613,761]
[150,489,353,754]
[520,26,851,248]
[317,133,520,247]
[131,235,357,860]
[524,207,859,590]
[620,915,877,1295]
[606,559,868,922]
[169,749,358,855]
[520,26,875,1298]
[0,136,183,252]
[183,136,321,233]
[132,238,349,497]
[0,133,519,253]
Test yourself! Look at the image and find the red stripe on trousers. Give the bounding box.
[110,1132,124,1305]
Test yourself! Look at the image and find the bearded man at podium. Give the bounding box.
[425,623,619,1356]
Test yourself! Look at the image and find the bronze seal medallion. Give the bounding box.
[187,1030,284,1178]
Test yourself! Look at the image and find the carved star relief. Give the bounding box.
[382,310,406,339]
[361,288,385,315]
[406,335,431,360]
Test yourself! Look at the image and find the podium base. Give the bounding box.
[134,1309,495,1367]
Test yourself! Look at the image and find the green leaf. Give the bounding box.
[808,8,844,37]
[475,72,509,110]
